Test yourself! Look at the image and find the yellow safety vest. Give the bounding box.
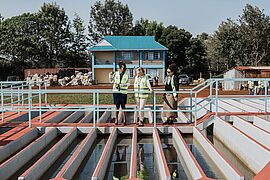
[248,81,254,88]
[113,71,130,94]
[134,75,149,99]
[259,81,265,88]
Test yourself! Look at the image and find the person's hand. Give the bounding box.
[174,97,178,102]
[149,89,153,94]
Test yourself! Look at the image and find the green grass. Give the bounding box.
[2,93,164,105]
[46,93,164,105]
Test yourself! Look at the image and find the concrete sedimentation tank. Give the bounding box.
[0,79,270,180]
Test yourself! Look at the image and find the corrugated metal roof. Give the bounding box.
[235,66,270,71]
[88,36,168,51]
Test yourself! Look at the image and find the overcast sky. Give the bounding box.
[1,0,270,36]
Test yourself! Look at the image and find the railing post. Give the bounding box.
[153,91,156,128]
[28,83,32,128]
[39,83,42,122]
[189,90,193,123]
[93,92,96,128]
[45,82,48,104]
[17,87,20,114]
[265,80,268,113]
[215,79,219,115]
[11,84,14,111]
[22,83,24,107]
[97,91,99,126]
[194,93,197,127]
[209,80,213,112]
[1,82,4,122]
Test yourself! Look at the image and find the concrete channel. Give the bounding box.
[1,104,270,179]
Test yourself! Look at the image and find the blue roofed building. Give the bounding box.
[88,36,168,84]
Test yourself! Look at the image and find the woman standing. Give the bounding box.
[162,64,179,124]
[134,67,153,126]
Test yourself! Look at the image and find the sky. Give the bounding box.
[1,0,270,36]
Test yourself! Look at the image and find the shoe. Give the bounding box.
[163,121,168,125]
[114,121,118,125]
[111,117,116,123]
[168,120,174,125]
[138,121,144,126]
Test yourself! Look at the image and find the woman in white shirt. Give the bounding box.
[134,67,153,126]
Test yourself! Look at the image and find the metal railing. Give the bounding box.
[1,78,270,128]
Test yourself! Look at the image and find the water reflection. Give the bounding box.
[137,137,160,180]
[137,144,148,179]
[106,137,131,180]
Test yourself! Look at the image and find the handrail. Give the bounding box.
[1,78,270,127]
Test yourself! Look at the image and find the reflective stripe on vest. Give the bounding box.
[248,81,254,88]
[113,71,129,94]
[134,75,149,98]
[171,75,177,97]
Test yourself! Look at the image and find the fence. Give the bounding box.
[1,78,270,127]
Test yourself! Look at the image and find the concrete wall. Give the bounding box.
[63,111,85,123]
[91,128,117,180]
[94,51,113,64]
[95,68,113,83]
[0,128,39,163]
[193,127,244,179]
[46,111,73,123]
[233,116,270,149]
[129,127,137,179]
[225,99,259,112]
[214,117,270,174]
[153,129,170,180]
[19,128,77,180]
[172,127,204,179]
[253,116,270,133]
[0,128,58,179]
[80,111,93,123]
[60,129,97,179]
[97,110,111,123]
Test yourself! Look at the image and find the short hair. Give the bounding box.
[118,61,126,69]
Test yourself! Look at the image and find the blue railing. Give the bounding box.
[1,78,270,128]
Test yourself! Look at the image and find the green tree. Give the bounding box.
[240,4,270,66]
[130,18,164,40]
[186,38,208,77]
[207,4,270,72]
[37,2,72,67]
[67,13,89,67]
[88,0,133,42]
[159,26,192,70]
[0,13,40,78]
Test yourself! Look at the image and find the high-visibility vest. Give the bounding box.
[134,75,149,99]
[113,71,130,94]
[259,80,267,88]
[248,81,254,88]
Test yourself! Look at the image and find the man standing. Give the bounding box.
[111,62,130,125]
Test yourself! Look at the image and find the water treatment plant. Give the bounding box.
[1,78,270,180]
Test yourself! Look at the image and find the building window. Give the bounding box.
[146,69,159,77]
[120,51,133,60]
[126,68,134,78]
[154,52,160,60]
[145,52,160,60]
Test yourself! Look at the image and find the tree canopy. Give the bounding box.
[88,0,133,43]
[1,2,269,80]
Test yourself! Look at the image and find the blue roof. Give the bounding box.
[88,36,168,51]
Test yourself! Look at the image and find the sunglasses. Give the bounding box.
[167,71,172,73]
